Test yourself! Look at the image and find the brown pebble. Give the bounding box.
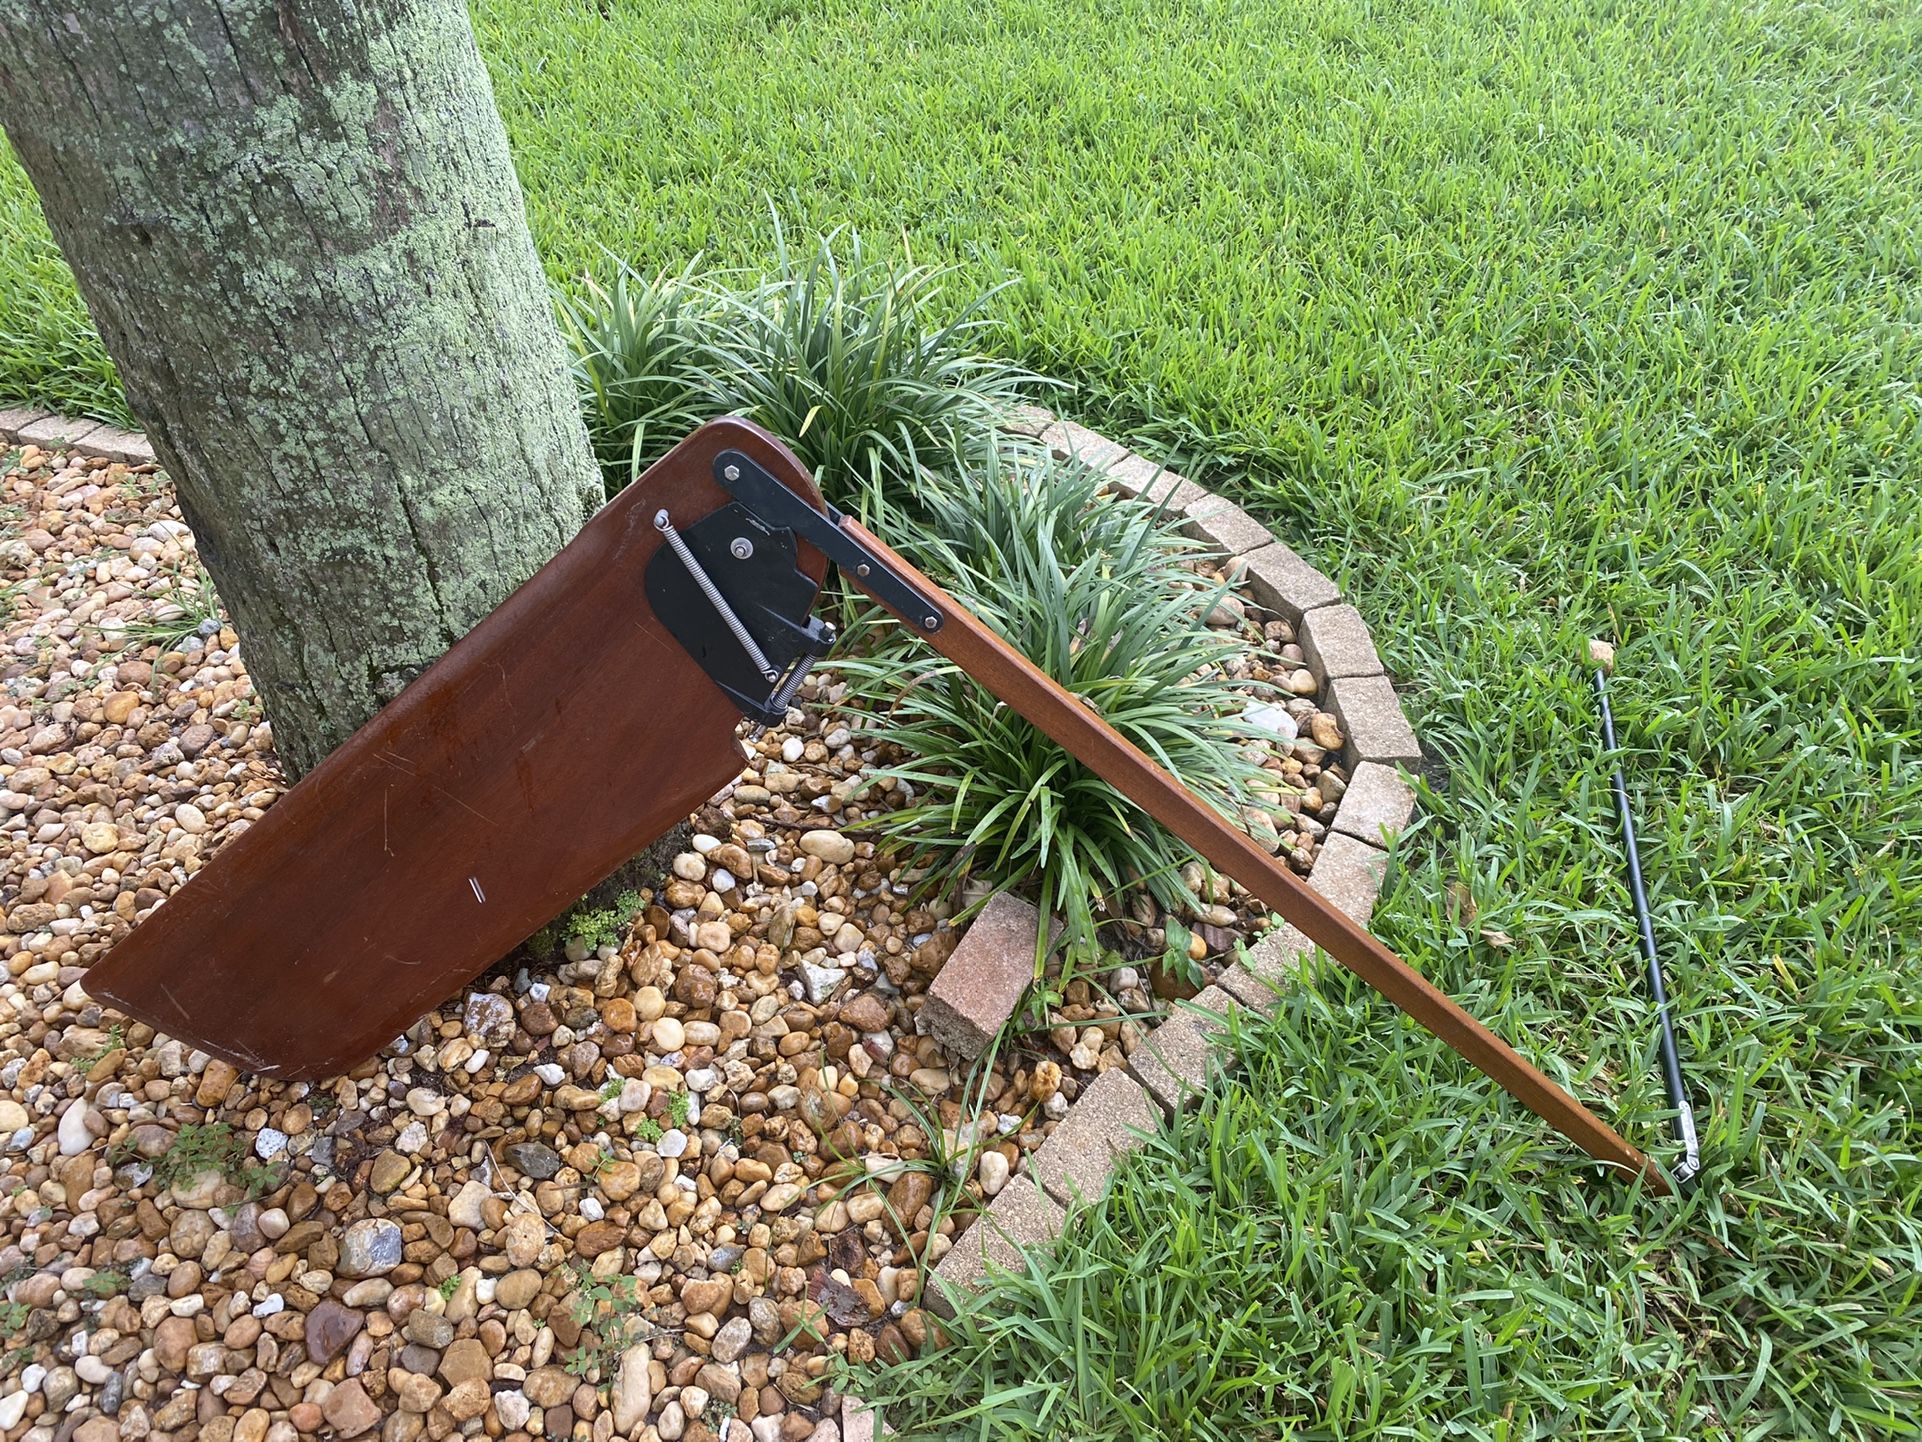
[194,1058,239,1106]
[444,1378,491,1422]
[304,1298,364,1365]
[523,1366,574,1408]
[837,992,890,1032]
[320,1378,382,1437]
[369,1149,410,1193]
[437,1337,491,1388]
[680,1276,732,1317]
[573,1219,625,1257]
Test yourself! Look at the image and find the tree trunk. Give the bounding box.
[0,0,601,780]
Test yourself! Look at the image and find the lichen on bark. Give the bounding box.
[0,0,602,779]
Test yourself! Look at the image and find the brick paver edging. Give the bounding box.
[1,405,1420,1439]
[1,404,157,467]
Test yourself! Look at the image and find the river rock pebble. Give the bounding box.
[337,1217,402,1276]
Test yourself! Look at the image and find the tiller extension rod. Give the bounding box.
[87,421,1660,1191]
[1587,642,1701,1187]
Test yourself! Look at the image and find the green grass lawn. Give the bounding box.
[5,0,1920,1435]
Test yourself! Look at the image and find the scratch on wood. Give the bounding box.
[376,746,494,826]
[157,981,187,1020]
[430,783,494,827]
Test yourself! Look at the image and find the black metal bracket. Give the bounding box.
[645,501,835,726]
[711,450,944,634]
[644,451,940,725]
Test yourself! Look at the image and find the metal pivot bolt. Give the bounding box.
[730,537,754,560]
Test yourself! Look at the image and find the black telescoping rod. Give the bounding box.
[1588,643,1701,1188]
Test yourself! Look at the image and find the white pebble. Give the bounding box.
[579,1197,604,1221]
[656,1129,689,1159]
[534,1063,565,1086]
[57,1097,97,1156]
[252,1294,285,1318]
[798,829,855,865]
[254,1128,289,1161]
[495,1391,531,1431]
[977,1150,1011,1197]
[691,834,721,855]
[802,963,847,1004]
[1243,702,1299,741]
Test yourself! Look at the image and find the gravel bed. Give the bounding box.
[1,443,1349,1442]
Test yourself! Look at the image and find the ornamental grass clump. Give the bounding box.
[557,224,1037,506]
[555,259,720,495]
[839,453,1272,963]
[703,224,1037,510]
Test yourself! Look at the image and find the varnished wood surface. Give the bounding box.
[843,519,1666,1193]
[88,420,826,1080]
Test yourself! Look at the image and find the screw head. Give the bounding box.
[923,615,940,630]
[730,537,754,560]
[723,464,741,482]
[856,563,871,577]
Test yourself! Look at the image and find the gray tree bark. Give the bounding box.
[0,0,601,780]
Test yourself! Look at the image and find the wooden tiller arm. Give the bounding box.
[841,519,1665,1194]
